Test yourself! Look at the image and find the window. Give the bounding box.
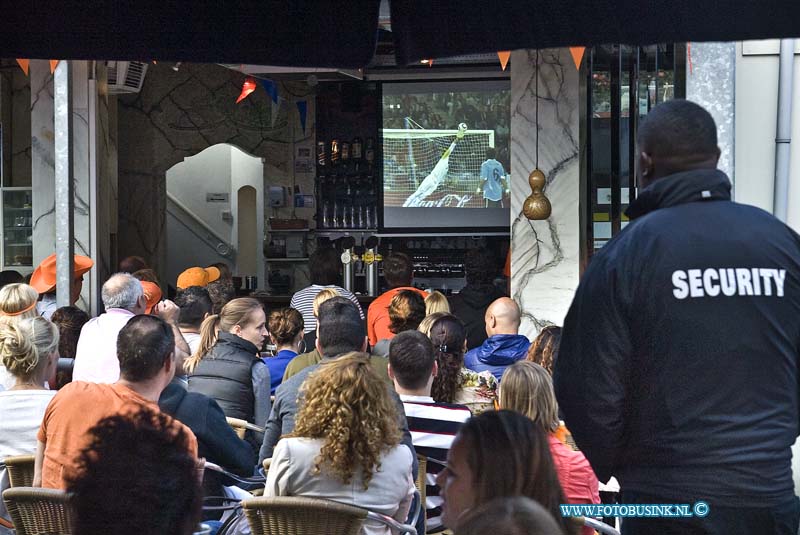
[582,44,686,264]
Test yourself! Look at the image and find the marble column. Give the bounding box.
[510,49,581,339]
[32,61,114,314]
[686,42,736,185]
[31,61,56,266]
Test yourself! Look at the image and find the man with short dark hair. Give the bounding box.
[259,297,415,473]
[35,315,198,489]
[290,248,364,334]
[367,252,427,347]
[388,330,471,532]
[556,100,800,534]
[175,286,213,355]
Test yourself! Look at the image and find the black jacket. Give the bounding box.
[449,283,506,350]
[555,169,800,506]
[188,332,261,422]
[159,383,255,476]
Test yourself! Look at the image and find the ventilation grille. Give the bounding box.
[106,61,148,94]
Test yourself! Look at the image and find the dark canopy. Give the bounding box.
[1,0,799,67]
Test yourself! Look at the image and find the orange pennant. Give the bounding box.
[16,59,29,75]
[236,77,257,104]
[497,51,511,71]
[569,47,585,70]
[49,60,59,74]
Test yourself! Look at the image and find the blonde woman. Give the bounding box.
[266,353,414,535]
[0,317,59,533]
[186,297,270,428]
[499,361,599,535]
[424,290,450,315]
[0,283,40,389]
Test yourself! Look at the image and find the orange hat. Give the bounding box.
[30,253,94,294]
[176,266,221,290]
[140,281,162,314]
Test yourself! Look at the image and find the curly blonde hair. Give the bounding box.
[290,352,401,489]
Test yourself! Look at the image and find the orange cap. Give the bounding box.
[140,281,162,314]
[30,254,94,294]
[176,266,221,289]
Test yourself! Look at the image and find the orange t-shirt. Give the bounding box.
[367,287,428,345]
[37,381,198,489]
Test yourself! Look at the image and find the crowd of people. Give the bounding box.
[0,100,798,535]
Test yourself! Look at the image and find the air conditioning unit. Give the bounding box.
[106,61,148,94]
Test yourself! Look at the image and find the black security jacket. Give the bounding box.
[554,169,800,506]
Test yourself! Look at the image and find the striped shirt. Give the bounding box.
[400,395,471,533]
[289,285,365,333]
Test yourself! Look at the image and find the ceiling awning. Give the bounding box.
[389,0,800,65]
[0,0,381,69]
[1,0,799,68]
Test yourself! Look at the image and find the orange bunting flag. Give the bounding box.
[569,47,585,70]
[236,77,257,104]
[497,51,511,71]
[49,60,59,74]
[16,59,29,75]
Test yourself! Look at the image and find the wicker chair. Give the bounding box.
[3,455,36,488]
[242,496,367,535]
[2,487,72,535]
[226,417,265,439]
[242,496,418,535]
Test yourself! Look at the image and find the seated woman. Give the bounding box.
[372,290,426,357]
[526,325,562,374]
[186,298,270,432]
[425,314,498,414]
[0,283,41,390]
[499,361,600,535]
[0,317,59,534]
[50,306,90,389]
[263,307,304,394]
[424,290,450,315]
[265,353,415,535]
[436,410,577,534]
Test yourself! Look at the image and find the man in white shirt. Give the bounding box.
[388,330,471,533]
[72,273,188,383]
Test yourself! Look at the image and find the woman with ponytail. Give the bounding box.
[186,298,271,432]
[0,317,59,533]
[425,314,498,414]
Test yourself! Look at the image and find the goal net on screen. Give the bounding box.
[382,124,495,208]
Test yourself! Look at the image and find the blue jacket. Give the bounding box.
[555,169,800,506]
[464,334,530,381]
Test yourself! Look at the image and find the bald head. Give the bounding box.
[485,297,521,336]
[637,100,720,189]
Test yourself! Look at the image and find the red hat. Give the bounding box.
[140,281,162,314]
[30,254,94,294]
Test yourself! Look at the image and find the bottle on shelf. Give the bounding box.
[330,139,340,167]
[317,141,327,167]
[365,137,375,167]
[352,136,363,161]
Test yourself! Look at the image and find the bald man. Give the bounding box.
[555,100,800,535]
[463,297,530,381]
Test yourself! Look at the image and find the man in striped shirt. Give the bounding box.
[388,330,472,533]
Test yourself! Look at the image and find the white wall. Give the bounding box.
[165,144,265,288]
[734,40,800,233]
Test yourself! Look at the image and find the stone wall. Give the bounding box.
[117,62,315,283]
